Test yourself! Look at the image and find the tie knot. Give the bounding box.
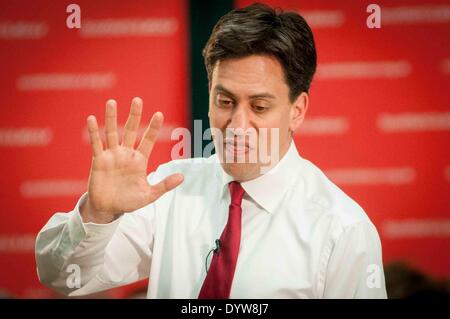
[228,181,245,206]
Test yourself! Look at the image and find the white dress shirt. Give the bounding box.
[35,141,387,298]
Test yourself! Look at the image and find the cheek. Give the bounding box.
[255,112,286,132]
[209,109,229,129]
[254,114,290,144]
[208,103,216,125]
[278,111,293,133]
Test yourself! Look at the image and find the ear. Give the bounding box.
[289,92,309,133]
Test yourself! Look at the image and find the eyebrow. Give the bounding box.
[213,84,276,100]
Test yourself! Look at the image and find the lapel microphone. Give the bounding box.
[213,239,221,254]
[205,239,222,272]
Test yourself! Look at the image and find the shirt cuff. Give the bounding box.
[74,193,123,241]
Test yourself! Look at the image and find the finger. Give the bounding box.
[87,115,103,156]
[138,111,164,159]
[146,173,184,202]
[105,99,119,149]
[122,97,143,148]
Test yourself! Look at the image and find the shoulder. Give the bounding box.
[295,157,383,261]
[296,156,373,229]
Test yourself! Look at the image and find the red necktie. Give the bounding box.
[198,181,245,299]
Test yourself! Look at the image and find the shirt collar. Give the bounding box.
[217,140,303,214]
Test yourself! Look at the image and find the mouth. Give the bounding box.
[224,142,249,155]
[223,137,255,157]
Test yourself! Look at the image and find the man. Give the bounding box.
[35,3,387,298]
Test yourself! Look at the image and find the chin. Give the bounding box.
[221,162,260,182]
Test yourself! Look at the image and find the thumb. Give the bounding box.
[146,173,184,203]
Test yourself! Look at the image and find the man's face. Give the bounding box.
[208,54,308,181]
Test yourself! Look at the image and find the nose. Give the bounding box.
[228,104,251,133]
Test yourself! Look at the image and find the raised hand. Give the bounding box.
[80,97,183,223]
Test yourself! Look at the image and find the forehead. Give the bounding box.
[211,55,288,96]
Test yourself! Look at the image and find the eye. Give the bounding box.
[252,105,267,113]
[216,95,234,108]
[219,99,233,106]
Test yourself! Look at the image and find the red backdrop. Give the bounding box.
[0,0,188,298]
[0,0,449,298]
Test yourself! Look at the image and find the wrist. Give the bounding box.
[80,197,116,224]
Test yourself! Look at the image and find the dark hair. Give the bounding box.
[203,3,317,102]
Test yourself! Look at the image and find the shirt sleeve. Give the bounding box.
[35,192,156,297]
[322,221,388,299]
